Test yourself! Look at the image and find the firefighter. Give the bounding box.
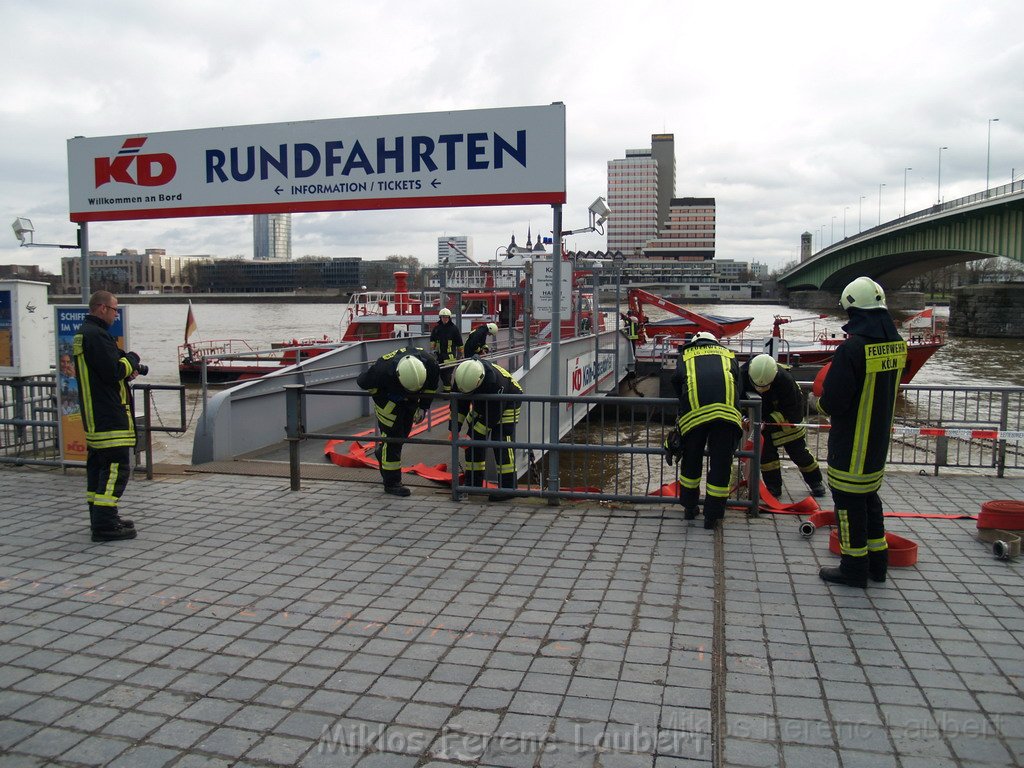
[73,291,143,542]
[430,307,463,391]
[463,322,499,359]
[356,347,440,497]
[741,353,826,499]
[453,358,522,501]
[811,277,907,587]
[668,331,743,530]
[620,310,641,352]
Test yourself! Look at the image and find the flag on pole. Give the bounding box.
[185,301,198,343]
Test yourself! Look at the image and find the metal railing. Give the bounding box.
[799,383,1024,477]
[283,384,765,512]
[1,374,187,473]
[0,375,60,465]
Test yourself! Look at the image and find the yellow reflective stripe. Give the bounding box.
[798,459,820,472]
[761,460,781,471]
[706,482,730,498]
[473,422,488,436]
[685,355,699,411]
[679,475,701,490]
[838,509,851,550]
[374,401,397,428]
[498,438,516,472]
[827,466,884,493]
[867,536,888,552]
[465,460,486,471]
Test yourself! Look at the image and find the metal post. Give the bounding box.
[547,204,563,503]
[79,223,90,304]
[284,384,305,491]
[142,386,154,480]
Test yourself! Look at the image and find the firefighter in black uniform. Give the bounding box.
[429,308,463,391]
[811,277,907,587]
[668,331,743,530]
[453,358,522,501]
[620,310,641,352]
[463,322,498,359]
[73,291,143,542]
[741,353,826,499]
[356,347,440,497]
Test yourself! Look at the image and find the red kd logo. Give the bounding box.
[94,137,177,187]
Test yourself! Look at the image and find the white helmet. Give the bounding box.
[486,322,498,335]
[840,276,886,310]
[438,307,453,318]
[748,354,778,388]
[454,359,486,393]
[396,355,427,391]
[692,331,717,343]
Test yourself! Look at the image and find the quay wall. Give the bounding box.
[949,283,1024,338]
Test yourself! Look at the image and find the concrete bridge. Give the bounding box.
[779,181,1024,292]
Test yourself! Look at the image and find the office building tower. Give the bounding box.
[438,235,473,264]
[644,198,716,261]
[606,149,660,256]
[254,214,292,260]
[650,134,676,232]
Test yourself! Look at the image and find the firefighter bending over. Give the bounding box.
[356,347,440,497]
[453,358,522,501]
[741,353,826,499]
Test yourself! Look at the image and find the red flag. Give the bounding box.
[184,301,198,343]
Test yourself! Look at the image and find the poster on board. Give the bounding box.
[55,306,129,464]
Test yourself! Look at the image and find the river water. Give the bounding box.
[94,300,1024,464]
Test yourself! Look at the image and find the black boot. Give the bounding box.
[683,506,700,521]
[90,504,137,542]
[383,484,411,497]
[808,482,827,498]
[868,550,888,583]
[819,555,868,588]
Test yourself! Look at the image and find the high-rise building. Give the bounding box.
[644,198,716,261]
[606,135,677,257]
[437,235,474,264]
[650,134,676,231]
[606,149,660,256]
[253,214,292,260]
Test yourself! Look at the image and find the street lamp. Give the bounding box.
[878,183,886,226]
[986,118,999,194]
[843,206,849,238]
[831,215,837,245]
[903,167,912,216]
[858,195,866,232]
[937,146,948,205]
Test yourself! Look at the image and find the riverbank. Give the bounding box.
[48,291,349,305]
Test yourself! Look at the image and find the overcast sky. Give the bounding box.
[2,0,1022,275]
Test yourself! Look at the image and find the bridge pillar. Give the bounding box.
[950,284,1024,338]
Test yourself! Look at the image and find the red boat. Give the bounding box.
[178,266,606,384]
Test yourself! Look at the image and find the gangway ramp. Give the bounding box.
[191,330,632,484]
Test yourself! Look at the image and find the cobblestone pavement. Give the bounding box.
[0,466,1021,767]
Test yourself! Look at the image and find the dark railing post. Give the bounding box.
[141,385,154,480]
[284,384,305,491]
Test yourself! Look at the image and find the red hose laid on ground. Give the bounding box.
[977,500,1024,530]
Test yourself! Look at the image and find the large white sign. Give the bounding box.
[67,104,566,222]
[531,257,572,320]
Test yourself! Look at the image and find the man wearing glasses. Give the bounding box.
[73,291,146,541]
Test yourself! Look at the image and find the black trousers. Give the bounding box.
[830,488,887,558]
[678,421,740,521]
[465,421,517,489]
[86,446,131,527]
[372,400,415,487]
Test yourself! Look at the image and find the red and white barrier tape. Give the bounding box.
[762,421,1024,440]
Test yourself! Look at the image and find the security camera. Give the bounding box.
[11,217,34,243]
[588,197,611,224]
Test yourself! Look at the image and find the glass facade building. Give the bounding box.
[253,214,292,261]
[606,149,660,256]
